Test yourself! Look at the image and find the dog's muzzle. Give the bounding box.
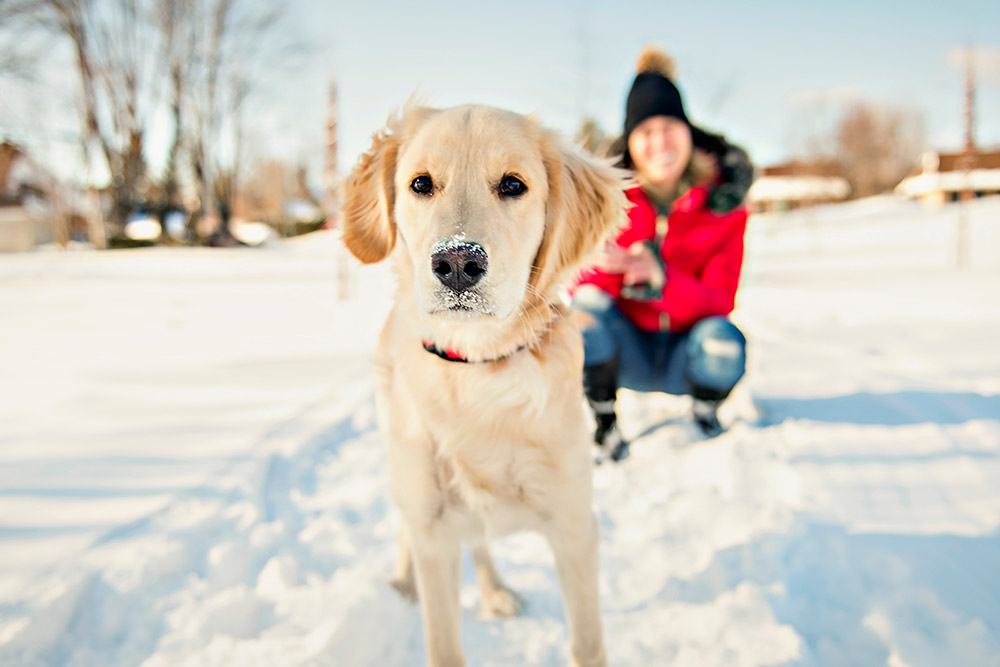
[431,241,488,292]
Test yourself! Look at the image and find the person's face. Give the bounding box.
[627,116,692,189]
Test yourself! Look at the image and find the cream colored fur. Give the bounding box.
[341,104,628,667]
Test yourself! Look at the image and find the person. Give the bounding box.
[573,46,754,462]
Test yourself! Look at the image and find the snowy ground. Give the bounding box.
[1,196,998,666]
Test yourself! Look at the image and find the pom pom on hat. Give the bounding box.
[636,46,677,80]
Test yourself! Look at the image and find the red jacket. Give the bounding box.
[576,184,748,333]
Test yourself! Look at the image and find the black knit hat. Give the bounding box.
[622,47,716,166]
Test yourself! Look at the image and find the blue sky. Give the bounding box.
[275,0,1000,176]
[3,0,999,184]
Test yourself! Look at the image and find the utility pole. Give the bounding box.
[963,46,977,155]
[956,46,976,269]
[323,81,340,224]
[325,80,352,301]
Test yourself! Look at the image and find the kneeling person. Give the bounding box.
[573,46,753,461]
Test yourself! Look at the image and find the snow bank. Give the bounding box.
[1,197,999,665]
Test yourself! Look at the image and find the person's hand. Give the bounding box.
[595,242,664,286]
[621,243,664,288]
[593,241,632,275]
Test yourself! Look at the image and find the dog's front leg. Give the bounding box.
[545,511,606,667]
[410,523,465,667]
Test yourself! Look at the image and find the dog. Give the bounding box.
[340,104,628,667]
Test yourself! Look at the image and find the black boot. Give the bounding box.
[584,359,630,462]
[691,385,727,438]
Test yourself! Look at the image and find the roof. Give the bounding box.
[760,159,842,178]
[936,151,1000,172]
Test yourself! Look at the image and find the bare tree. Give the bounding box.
[237,157,288,222]
[15,0,304,247]
[834,102,925,198]
[1,0,52,163]
[173,0,298,245]
[157,0,193,216]
[32,0,164,246]
[574,117,616,159]
[0,0,39,79]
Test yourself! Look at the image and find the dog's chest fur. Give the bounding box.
[381,310,589,537]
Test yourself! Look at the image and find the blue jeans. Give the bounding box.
[574,292,746,397]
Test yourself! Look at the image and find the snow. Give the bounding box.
[896,169,1000,198]
[1,196,999,666]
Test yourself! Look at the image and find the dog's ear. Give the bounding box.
[340,125,402,263]
[533,137,630,295]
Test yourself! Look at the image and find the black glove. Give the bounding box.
[697,132,754,214]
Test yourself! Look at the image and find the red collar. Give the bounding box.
[422,340,528,364]
[421,305,560,364]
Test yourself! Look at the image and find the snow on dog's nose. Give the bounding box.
[430,240,488,292]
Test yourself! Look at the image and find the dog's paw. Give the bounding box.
[480,586,523,618]
[389,577,418,602]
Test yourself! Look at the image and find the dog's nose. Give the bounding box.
[431,241,488,291]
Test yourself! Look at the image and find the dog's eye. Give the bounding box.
[498,175,527,198]
[410,175,434,196]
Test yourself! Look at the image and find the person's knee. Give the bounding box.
[573,285,615,317]
[690,316,746,347]
[686,317,746,393]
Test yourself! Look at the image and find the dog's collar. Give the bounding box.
[421,340,528,364]
[421,303,563,364]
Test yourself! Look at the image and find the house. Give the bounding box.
[747,159,851,214]
[0,141,59,251]
[895,150,1000,204]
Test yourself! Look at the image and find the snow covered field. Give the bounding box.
[1,196,998,666]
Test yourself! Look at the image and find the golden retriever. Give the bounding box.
[340,104,627,667]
